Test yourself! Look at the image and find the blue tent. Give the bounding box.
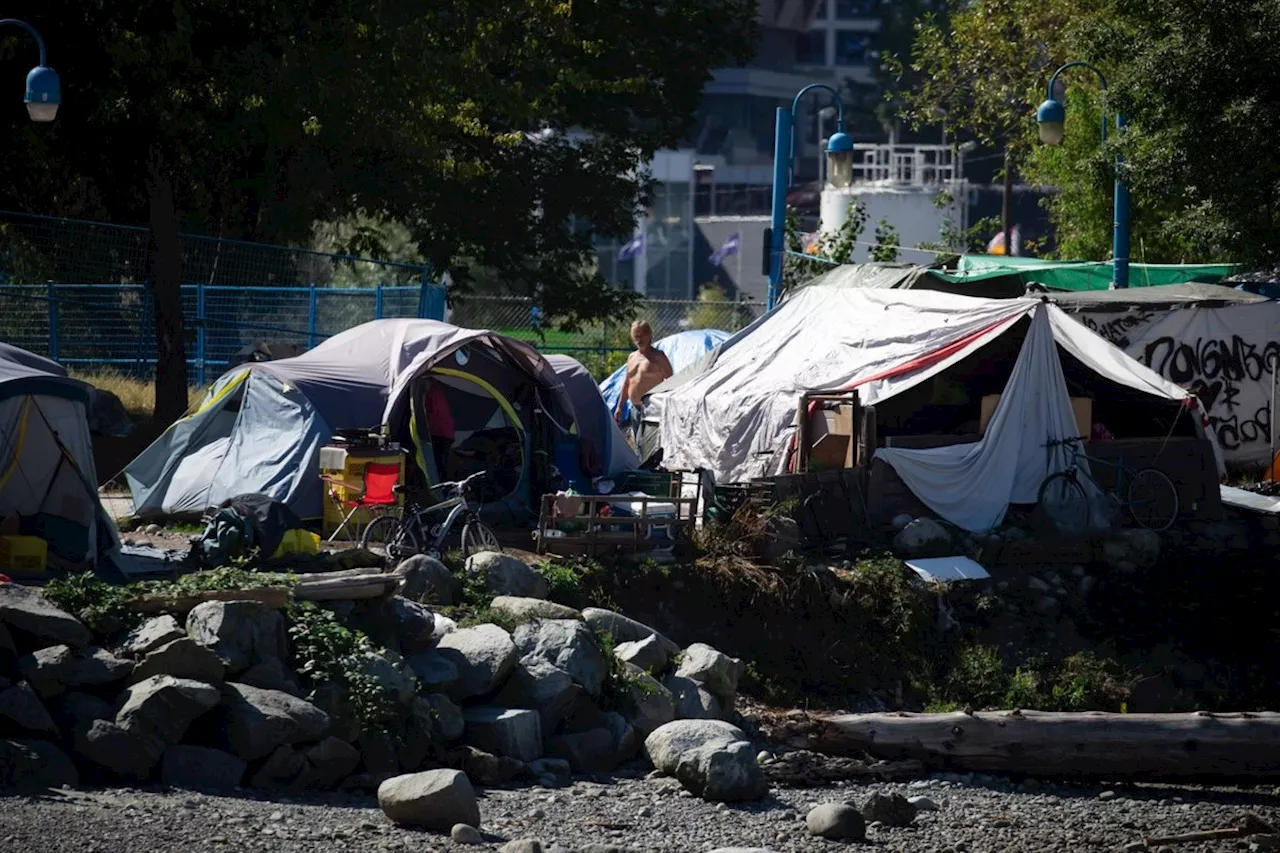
[600,328,731,420]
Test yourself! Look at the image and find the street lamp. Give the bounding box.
[1036,61,1128,288]
[767,84,853,310]
[1,18,61,122]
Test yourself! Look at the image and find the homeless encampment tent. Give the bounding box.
[600,328,732,420]
[655,275,1220,533]
[546,354,639,482]
[126,319,576,523]
[0,342,119,567]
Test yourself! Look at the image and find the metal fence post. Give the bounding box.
[46,282,59,361]
[308,284,318,348]
[195,283,207,387]
[375,283,384,319]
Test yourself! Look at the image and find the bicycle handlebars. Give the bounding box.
[1044,435,1089,448]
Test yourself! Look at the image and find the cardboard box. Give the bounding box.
[979,394,1092,438]
[808,403,855,469]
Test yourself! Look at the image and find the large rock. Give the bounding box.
[301,737,361,789]
[130,638,225,685]
[48,692,113,732]
[674,643,742,704]
[116,675,222,745]
[75,719,165,778]
[392,597,436,654]
[580,608,679,656]
[238,657,302,696]
[18,644,131,697]
[0,738,79,789]
[310,682,361,744]
[448,745,525,785]
[491,596,581,621]
[462,707,543,761]
[465,552,548,599]
[625,667,676,736]
[495,658,582,736]
[215,682,330,761]
[860,792,918,827]
[250,744,308,790]
[432,614,458,642]
[0,584,92,648]
[356,651,417,709]
[664,674,723,721]
[644,719,766,802]
[0,682,57,735]
[513,620,607,698]
[615,635,670,674]
[121,615,186,657]
[70,646,133,686]
[427,693,465,742]
[378,769,481,829]
[434,624,518,700]
[407,648,460,694]
[893,517,952,558]
[544,728,615,773]
[395,554,457,604]
[160,745,246,791]
[806,803,865,841]
[604,711,640,765]
[398,697,439,773]
[185,601,288,674]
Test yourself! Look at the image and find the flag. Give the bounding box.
[986,225,1022,256]
[617,230,645,261]
[709,232,741,266]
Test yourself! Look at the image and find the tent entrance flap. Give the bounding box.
[412,369,526,501]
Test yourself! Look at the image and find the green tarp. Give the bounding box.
[931,254,1238,292]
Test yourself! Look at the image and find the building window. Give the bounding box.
[814,0,827,19]
[795,30,826,66]
[834,0,876,19]
[834,30,872,65]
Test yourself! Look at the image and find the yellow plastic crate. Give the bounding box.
[320,447,405,538]
[0,535,48,575]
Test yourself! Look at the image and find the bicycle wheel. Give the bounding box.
[1127,468,1180,531]
[461,518,501,557]
[1037,471,1090,533]
[360,515,421,562]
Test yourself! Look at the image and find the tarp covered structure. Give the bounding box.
[127,319,576,520]
[656,272,1216,532]
[0,342,119,566]
[600,328,732,420]
[546,355,638,479]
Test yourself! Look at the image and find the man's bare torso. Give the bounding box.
[623,347,673,406]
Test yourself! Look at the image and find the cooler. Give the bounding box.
[319,442,406,538]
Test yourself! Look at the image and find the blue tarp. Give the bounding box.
[600,328,731,420]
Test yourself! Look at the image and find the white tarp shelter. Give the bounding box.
[0,342,119,567]
[657,281,1217,532]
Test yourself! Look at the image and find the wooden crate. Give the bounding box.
[533,470,702,557]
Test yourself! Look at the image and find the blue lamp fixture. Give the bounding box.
[767,83,853,310]
[1,18,61,122]
[1036,61,1128,288]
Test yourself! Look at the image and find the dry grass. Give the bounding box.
[69,369,205,419]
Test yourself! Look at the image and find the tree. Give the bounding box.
[0,0,757,423]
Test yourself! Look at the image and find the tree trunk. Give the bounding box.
[147,154,189,427]
[785,710,1280,780]
[1002,147,1015,255]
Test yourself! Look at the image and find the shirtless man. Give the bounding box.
[615,320,673,443]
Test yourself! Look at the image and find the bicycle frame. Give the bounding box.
[1056,438,1133,497]
[399,487,479,555]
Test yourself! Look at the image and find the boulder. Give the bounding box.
[392,597,436,654]
[116,675,222,745]
[377,768,481,829]
[17,644,74,697]
[462,707,543,761]
[893,517,953,558]
[452,823,484,845]
[185,601,288,674]
[67,646,133,688]
[398,698,439,773]
[215,682,330,761]
[160,745,246,791]
[301,736,361,789]
[528,757,572,786]
[581,608,680,656]
[48,692,114,732]
[674,643,742,705]
[603,711,640,765]
[250,744,308,790]
[490,596,581,621]
[355,650,417,710]
[465,552,548,599]
[644,719,767,802]
[130,638,225,685]
[544,728,615,773]
[395,554,457,604]
[0,738,79,789]
[495,658,582,736]
[238,657,302,696]
[0,682,58,735]
[806,803,865,841]
[0,584,92,648]
[615,635,669,674]
[75,719,165,778]
[0,621,14,658]
[448,745,526,785]
[360,730,402,775]
[310,682,361,744]
[513,620,607,698]
[121,615,186,657]
[432,614,458,642]
[434,624,518,700]
[407,648,460,694]
[860,792,918,827]
[427,693,466,742]
[664,674,723,721]
[625,668,676,736]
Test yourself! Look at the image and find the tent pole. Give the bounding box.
[1271,364,1278,479]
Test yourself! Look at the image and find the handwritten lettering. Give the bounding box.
[1078,309,1157,349]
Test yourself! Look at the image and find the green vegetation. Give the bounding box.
[929,646,1131,712]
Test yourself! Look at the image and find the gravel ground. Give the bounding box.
[3,767,1279,853]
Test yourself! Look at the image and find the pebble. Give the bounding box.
[909,796,940,812]
[269,812,284,822]
[1099,790,1118,800]
[450,824,483,845]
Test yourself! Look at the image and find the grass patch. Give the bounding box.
[534,556,605,607]
[68,368,205,418]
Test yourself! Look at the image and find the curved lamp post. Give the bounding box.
[1037,61,1127,288]
[767,84,854,310]
[1,18,61,122]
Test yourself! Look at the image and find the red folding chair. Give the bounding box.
[323,461,401,542]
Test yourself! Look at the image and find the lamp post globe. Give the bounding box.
[826,130,855,188]
[25,65,61,122]
[1036,98,1066,146]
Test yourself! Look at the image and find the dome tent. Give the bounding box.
[126,319,576,521]
[545,354,639,479]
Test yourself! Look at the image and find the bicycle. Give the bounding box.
[1037,436,1180,532]
[360,470,501,561]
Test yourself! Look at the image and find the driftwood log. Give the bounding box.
[292,574,398,601]
[786,710,1280,780]
[131,587,292,614]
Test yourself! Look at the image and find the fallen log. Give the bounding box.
[292,574,397,601]
[790,710,1280,779]
[130,586,292,614]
